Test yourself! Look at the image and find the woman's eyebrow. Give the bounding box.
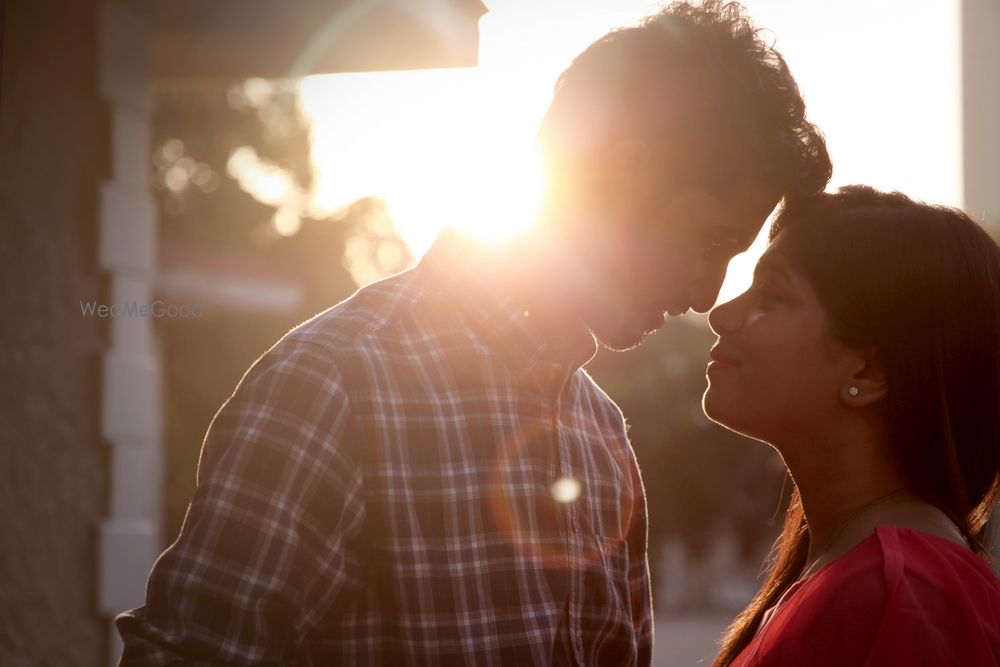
[752,258,792,284]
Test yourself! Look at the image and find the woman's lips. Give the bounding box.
[707,345,741,371]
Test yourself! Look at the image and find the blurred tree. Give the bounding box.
[152,77,314,252]
[151,79,412,539]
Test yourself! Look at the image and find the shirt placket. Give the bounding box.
[548,368,588,666]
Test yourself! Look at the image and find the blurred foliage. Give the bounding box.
[152,78,412,539]
[152,77,313,252]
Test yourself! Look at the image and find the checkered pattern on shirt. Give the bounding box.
[116,232,653,666]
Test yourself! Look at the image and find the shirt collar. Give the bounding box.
[415,229,598,389]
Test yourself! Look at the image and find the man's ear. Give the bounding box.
[610,139,653,164]
[841,347,888,407]
[601,140,658,215]
[607,138,656,179]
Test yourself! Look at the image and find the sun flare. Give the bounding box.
[299,0,959,303]
[299,67,548,255]
[298,3,665,256]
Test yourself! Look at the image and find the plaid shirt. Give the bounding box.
[117,231,653,666]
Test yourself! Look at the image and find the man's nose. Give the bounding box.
[689,291,720,314]
[687,268,728,314]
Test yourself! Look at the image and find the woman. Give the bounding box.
[704,186,1000,666]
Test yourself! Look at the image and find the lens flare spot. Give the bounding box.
[551,476,581,504]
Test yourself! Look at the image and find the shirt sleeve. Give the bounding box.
[116,340,366,666]
[862,597,994,667]
[763,570,999,667]
[626,447,654,665]
[738,527,1000,667]
[861,530,1000,667]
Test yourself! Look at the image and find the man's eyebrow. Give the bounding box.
[708,223,756,252]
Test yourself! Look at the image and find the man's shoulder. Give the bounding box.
[235,268,428,395]
[573,367,629,436]
[574,367,625,414]
[283,268,425,355]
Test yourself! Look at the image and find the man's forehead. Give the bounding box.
[668,182,780,240]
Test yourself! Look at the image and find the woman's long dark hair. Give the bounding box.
[715,186,1000,666]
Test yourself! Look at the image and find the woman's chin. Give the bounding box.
[701,391,724,422]
[702,391,743,431]
[703,397,774,444]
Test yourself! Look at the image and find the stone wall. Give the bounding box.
[0,1,109,664]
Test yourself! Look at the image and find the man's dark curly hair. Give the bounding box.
[538,0,831,202]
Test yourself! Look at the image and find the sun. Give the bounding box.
[297,3,666,257]
[299,67,547,255]
[376,99,547,249]
[298,0,960,314]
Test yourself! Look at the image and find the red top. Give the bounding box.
[731,524,1000,666]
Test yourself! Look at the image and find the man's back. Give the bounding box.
[117,233,652,666]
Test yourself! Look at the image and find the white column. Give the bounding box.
[97,3,163,664]
[962,0,1000,238]
[962,0,1000,561]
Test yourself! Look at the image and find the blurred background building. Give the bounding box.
[1,1,997,666]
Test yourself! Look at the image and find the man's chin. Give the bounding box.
[592,319,662,352]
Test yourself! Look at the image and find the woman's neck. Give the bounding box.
[778,427,965,578]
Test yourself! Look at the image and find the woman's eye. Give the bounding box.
[753,286,780,306]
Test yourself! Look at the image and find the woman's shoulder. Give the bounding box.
[802,524,1000,616]
[768,524,1000,665]
[852,525,1000,663]
[869,524,1000,593]
[752,524,1000,666]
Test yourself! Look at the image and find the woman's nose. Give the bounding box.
[708,297,742,336]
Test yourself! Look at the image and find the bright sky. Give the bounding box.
[298,0,960,304]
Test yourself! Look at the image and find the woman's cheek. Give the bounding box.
[744,307,767,327]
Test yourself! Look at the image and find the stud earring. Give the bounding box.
[848,386,860,397]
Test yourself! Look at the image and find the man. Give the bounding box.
[118,2,831,665]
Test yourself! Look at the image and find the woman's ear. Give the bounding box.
[841,347,887,407]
